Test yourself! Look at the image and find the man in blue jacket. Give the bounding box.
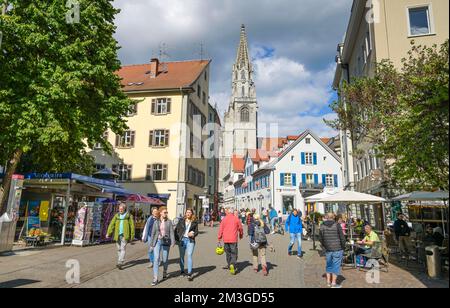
[142,207,160,268]
[285,209,303,258]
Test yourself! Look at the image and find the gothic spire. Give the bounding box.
[235,24,251,70]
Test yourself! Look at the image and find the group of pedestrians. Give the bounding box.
[107,204,199,286]
[106,203,306,285]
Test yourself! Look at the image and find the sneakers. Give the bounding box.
[188,274,194,281]
[116,264,123,270]
[327,283,332,288]
[147,262,153,269]
[297,255,303,260]
[254,268,259,273]
[151,279,158,286]
[163,272,169,280]
[331,284,342,289]
[229,264,236,275]
[262,266,268,276]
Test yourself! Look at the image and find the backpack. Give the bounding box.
[254,225,268,244]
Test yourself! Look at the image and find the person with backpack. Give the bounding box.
[175,208,199,281]
[218,207,244,275]
[248,214,271,276]
[285,209,303,258]
[319,213,346,288]
[142,207,160,268]
[106,203,135,270]
[149,206,175,286]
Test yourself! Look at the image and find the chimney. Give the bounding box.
[150,58,159,78]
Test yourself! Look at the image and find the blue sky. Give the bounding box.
[113,0,353,137]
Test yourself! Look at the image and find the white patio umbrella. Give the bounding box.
[318,190,386,203]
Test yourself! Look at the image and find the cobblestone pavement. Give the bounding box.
[0,225,448,288]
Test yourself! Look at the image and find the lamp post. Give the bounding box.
[258,194,264,216]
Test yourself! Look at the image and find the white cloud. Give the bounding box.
[113,0,350,137]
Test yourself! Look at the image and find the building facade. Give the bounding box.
[206,103,221,213]
[333,0,449,227]
[90,59,212,219]
[235,131,343,217]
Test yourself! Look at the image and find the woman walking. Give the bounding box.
[149,207,175,286]
[175,208,199,281]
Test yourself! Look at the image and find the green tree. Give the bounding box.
[328,40,449,191]
[0,0,132,214]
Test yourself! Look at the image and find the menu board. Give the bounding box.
[73,205,87,241]
[91,203,102,232]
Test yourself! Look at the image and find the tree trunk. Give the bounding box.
[0,148,23,216]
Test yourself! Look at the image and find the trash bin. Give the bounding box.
[425,245,442,279]
[0,213,15,253]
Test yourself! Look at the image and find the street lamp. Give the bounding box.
[258,194,264,216]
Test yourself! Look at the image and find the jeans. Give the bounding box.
[147,236,154,264]
[326,250,344,276]
[288,233,302,256]
[116,236,128,265]
[270,217,277,231]
[179,237,195,274]
[224,243,238,268]
[153,239,171,280]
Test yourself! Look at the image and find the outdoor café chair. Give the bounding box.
[358,241,389,273]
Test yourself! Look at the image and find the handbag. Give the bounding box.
[161,234,171,246]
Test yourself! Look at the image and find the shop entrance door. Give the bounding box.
[282,196,295,215]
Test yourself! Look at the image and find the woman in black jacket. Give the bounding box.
[175,208,199,281]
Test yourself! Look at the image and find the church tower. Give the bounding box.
[224,24,258,157]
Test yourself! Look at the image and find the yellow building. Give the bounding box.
[90,59,212,219]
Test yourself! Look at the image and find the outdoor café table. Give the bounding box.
[345,242,360,269]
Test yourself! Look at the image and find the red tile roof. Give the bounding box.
[320,138,331,144]
[232,155,245,173]
[117,60,210,92]
[248,149,277,163]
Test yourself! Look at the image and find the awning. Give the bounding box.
[83,183,134,196]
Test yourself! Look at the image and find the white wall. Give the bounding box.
[273,133,343,215]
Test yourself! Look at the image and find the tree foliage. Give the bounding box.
[328,40,449,191]
[0,0,132,212]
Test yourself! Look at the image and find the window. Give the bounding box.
[115,131,135,148]
[408,6,432,36]
[94,164,106,171]
[146,164,168,181]
[242,86,245,97]
[149,130,169,147]
[305,152,314,165]
[112,164,132,181]
[325,174,334,187]
[284,173,293,186]
[306,174,314,185]
[240,107,250,122]
[151,98,171,115]
[94,131,109,149]
[241,70,246,80]
[202,92,207,105]
[209,166,212,177]
[204,71,207,81]
[126,103,138,117]
[197,85,201,98]
[305,138,311,144]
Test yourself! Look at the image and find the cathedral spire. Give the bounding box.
[236,24,251,70]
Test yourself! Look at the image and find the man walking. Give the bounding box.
[107,203,135,270]
[319,213,346,288]
[394,213,414,260]
[142,207,159,268]
[218,207,244,275]
[285,209,303,258]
